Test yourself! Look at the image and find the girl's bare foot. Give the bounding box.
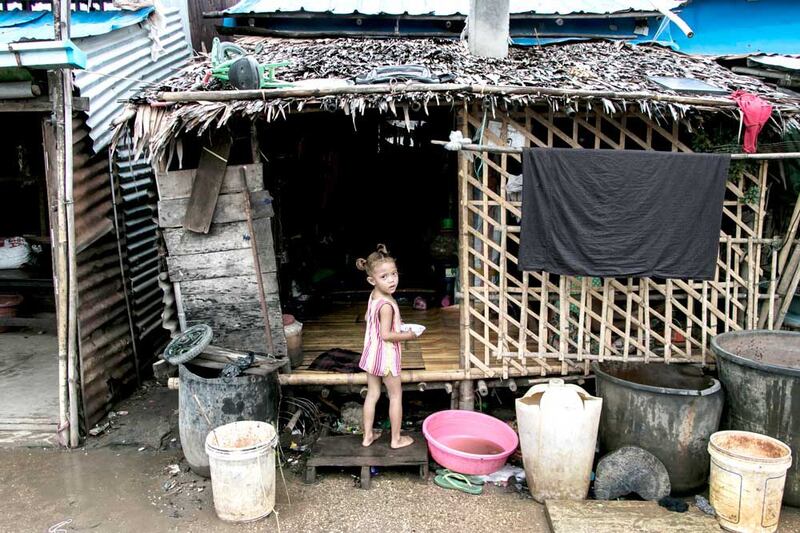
[362,431,381,447]
[391,435,413,449]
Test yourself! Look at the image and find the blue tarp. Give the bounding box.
[0,8,153,45]
[653,0,800,56]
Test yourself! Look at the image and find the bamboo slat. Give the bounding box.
[457,106,785,378]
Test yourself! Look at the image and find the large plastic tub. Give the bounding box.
[422,410,518,475]
[593,361,723,492]
[712,330,800,506]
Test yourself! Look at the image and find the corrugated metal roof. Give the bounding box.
[0,9,153,44]
[223,0,684,16]
[73,7,192,153]
[0,10,46,28]
[749,55,800,73]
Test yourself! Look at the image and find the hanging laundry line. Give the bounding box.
[430,139,800,160]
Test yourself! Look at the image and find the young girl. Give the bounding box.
[356,244,421,449]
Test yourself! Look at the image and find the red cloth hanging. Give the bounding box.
[731,90,773,154]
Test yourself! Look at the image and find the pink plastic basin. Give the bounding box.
[422,410,519,475]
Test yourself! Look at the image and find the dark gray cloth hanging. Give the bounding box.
[519,148,730,279]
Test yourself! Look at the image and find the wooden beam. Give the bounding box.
[156,84,744,109]
[157,190,274,228]
[0,96,88,113]
[155,163,263,200]
[183,130,232,234]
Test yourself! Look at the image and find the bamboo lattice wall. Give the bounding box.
[459,104,775,380]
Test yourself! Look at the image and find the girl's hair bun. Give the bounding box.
[356,244,396,274]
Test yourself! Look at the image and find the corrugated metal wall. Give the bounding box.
[72,117,138,430]
[112,132,170,376]
[73,6,192,153]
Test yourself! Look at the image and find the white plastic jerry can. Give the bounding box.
[515,378,602,503]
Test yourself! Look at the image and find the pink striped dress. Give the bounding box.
[359,296,402,377]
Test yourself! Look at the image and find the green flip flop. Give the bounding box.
[435,468,485,486]
[433,471,484,495]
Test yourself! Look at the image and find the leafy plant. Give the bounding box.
[741,186,761,205]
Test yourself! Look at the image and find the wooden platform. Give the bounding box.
[297,304,461,373]
[545,500,721,533]
[305,432,428,489]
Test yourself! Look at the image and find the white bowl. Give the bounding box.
[400,323,426,337]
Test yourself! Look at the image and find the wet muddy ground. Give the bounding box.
[2,381,799,532]
[0,447,547,533]
[3,446,800,533]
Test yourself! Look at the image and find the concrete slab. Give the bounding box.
[0,330,59,446]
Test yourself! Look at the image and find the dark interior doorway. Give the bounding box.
[260,108,459,314]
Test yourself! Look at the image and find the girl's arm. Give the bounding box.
[379,304,415,342]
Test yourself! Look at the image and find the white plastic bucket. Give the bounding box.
[205,421,277,523]
[515,378,602,502]
[708,430,792,533]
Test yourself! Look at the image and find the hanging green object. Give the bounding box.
[209,37,292,90]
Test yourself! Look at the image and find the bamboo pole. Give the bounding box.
[53,0,79,448]
[665,280,674,362]
[769,250,778,329]
[481,136,490,371]
[457,105,474,409]
[598,279,610,361]
[623,278,633,360]
[430,140,800,159]
[156,84,753,109]
[559,276,568,373]
[778,193,800,272]
[278,368,585,386]
[761,190,800,328]
[774,245,800,329]
[643,278,652,362]
[724,241,733,332]
[47,81,69,447]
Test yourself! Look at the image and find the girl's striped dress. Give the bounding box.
[359,296,402,377]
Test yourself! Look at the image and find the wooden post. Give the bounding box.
[759,191,800,328]
[456,105,474,409]
[239,166,276,356]
[43,102,69,446]
[51,0,79,448]
[775,245,800,329]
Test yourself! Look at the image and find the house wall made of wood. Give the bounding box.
[457,103,780,381]
[155,163,287,357]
